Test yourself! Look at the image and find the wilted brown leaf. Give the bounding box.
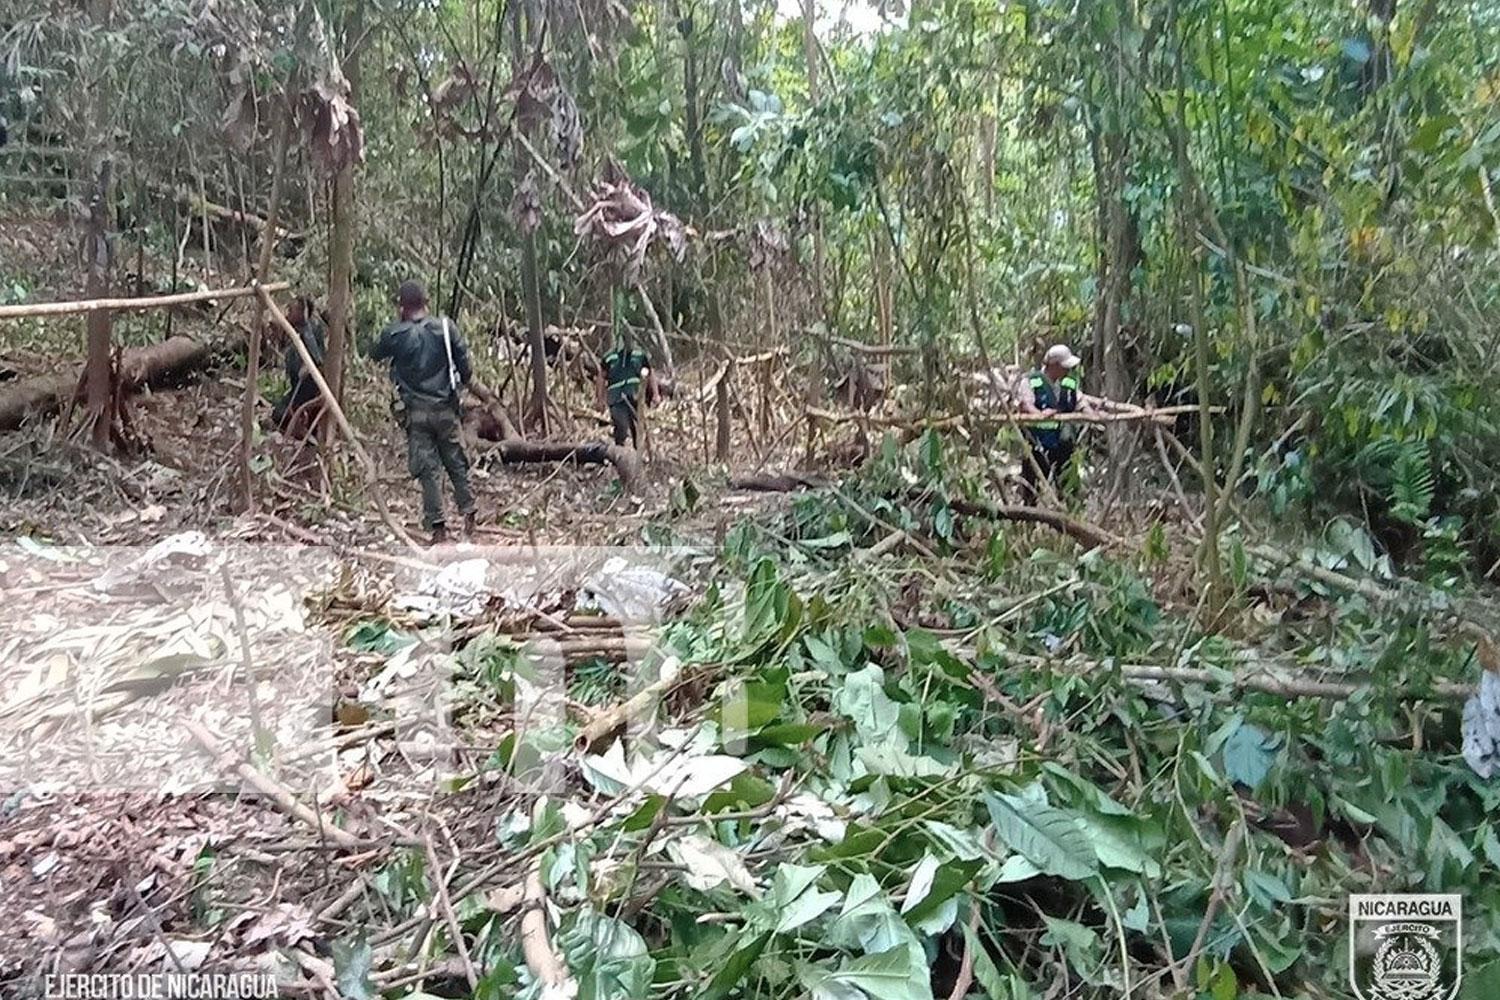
[298,78,364,175]
[512,170,543,234]
[219,88,264,153]
[573,162,686,283]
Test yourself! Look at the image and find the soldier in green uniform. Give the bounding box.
[596,337,660,448]
[271,297,326,434]
[1020,343,1088,504]
[367,281,477,544]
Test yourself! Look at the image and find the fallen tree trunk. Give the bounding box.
[574,661,683,755]
[731,472,830,492]
[466,377,644,493]
[476,439,644,493]
[940,494,1122,549]
[156,182,299,240]
[810,404,1213,429]
[993,651,1473,701]
[0,334,219,432]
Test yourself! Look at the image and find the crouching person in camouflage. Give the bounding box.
[368,281,477,545]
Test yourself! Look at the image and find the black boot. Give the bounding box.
[430,523,449,546]
[462,511,476,541]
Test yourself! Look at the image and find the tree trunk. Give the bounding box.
[238,108,293,513]
[802,0,828,333]
[323,0,363,430]
[1090,127,1142,483]
[715,364,732,462]
[675,0,710,216]
[83,158,114,451]
[514,2,549,433]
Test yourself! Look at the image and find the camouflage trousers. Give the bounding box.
[401,401,475,529]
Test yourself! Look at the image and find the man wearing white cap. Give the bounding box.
[1019,343,1086,503]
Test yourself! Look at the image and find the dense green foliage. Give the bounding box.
[325,433,1498,998]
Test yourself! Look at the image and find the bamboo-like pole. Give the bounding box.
[0,281,289,320]
[806,403,1216,427]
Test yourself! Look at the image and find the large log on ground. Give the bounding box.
[0,335,216,432]
[476,439,643,493]
[465,377,644,493]
[731,472,829,492]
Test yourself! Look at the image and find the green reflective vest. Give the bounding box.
[1028,371,1079,438]
[603,348,649,405]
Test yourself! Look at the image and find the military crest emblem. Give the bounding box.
[1350,895,1462,1000]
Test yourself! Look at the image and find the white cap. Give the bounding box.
[1044,344,1082,369]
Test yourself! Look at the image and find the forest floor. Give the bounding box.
[0,203,852,988]
[0,366,822,988]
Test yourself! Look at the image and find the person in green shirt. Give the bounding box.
[367,281,477,545]
[595,339,660,449]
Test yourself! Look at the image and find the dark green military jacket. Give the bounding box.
[286,319,326,383]
[368,315,472,407]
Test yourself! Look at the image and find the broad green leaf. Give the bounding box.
[962,915,1018,1000]
[1243,870,1293,906]
[1247,914,1302,974]
[826,946,934,1000]
[834,665,902,736]
[832,875,922,960]
[701,931,771,1000]
[1073,813,1161,877]
[773,863,828,905]
[1122,892,1149,932]
[903,859,983,926]
[1041,763,1133,816]
[719,679,787,737]
[995,854,1043,883]
[755,722,827,746]
[771,862,842,934]
[923,820,988,861]
[899,854,942,915]
[1221,721,1279,790]
[837,873,887,920]
[804,633,847,674]
[985,791,1098,881]
[563,909,655,1000]
[332,936,376,1000]
[801,530,853,549]
[1041,917,1119,988]
[856,736,952,778]
[777,886,844,933]
[668,834,759,895]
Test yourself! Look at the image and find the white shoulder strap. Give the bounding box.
[441,317,458,393]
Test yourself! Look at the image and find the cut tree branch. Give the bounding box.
[184,721,365,850]
[0,281,288,319]
[940,494,1122,549]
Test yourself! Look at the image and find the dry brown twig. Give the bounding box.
[945,899,983,1000]
[573,658,686,755]
[184,721,365,850]
[423,835,480,990]
[521,852,576,994]
[1178,819,1245,983]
